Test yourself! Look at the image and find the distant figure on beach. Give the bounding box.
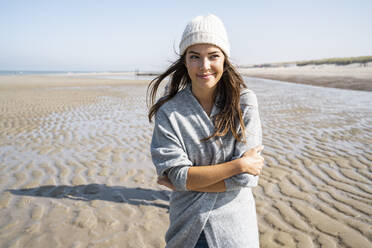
[147,14,264,248]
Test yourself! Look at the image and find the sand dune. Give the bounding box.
[0,75,371,247]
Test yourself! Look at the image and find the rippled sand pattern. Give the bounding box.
[0,78,371,247]
[250,78,372,248]
[0,84,169,247]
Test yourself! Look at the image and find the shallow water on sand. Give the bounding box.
[0,78,371,247]
[245,78,372,248]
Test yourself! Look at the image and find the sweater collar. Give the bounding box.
[185,84,221,118]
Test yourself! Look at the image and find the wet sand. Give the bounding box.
[0,75,371,247]
[239,64,372,91]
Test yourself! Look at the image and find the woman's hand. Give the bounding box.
[240,145,265,176]
[157,176,176,190]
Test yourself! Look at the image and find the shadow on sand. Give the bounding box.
[7,184,170,209]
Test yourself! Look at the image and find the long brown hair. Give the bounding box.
[147,53,247,142]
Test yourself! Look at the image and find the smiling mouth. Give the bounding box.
[197,73,215,79]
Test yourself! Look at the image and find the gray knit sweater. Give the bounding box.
[151,84,262,248]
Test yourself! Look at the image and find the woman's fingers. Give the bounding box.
[243,145,264,157]
[157,176,176,190]
[259,155,265,162]
[254,145,264,154]
[157,176,170,185]
[240,145,265,175]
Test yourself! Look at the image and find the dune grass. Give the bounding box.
[239,56,372,68]
[296,56,372,66]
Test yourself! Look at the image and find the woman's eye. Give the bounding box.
[190,55,199,59]
[210,54,220,59]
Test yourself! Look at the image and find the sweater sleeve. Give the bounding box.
[225,90,262,191]
[151,108,192,191]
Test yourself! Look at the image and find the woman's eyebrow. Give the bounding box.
[188,50,220,55]
[188,51,200,55]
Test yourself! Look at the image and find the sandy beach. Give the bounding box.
[0,74,371,247]
[238,63,372,91]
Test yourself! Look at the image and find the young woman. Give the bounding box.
[147,14,264,248]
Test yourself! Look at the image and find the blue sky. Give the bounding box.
[0,0,371,71]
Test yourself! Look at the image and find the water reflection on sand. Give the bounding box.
[0,77,371,247]
[245,77,371,248]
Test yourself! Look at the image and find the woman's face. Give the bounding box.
[185,44,225,93]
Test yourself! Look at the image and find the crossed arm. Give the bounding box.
[158,145,264,192]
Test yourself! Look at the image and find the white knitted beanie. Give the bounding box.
[179,14,230,57]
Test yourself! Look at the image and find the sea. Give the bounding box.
[0,71,158,81]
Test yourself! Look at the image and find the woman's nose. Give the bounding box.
[200,58,211,71]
